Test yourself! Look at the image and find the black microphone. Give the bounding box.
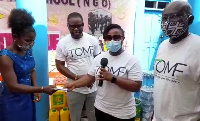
[98,58,108,87]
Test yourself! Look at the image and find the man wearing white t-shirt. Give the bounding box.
[55,12,101,121]
[64,24,142,121]
[154,1,200,121]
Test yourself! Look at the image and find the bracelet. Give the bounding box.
[75,74,78,80]
[41,86,44,93]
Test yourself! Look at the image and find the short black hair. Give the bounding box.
[103,24,125,37]
[8,9,35,37]
[67,12,83,22]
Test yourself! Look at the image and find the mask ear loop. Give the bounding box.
[185,15,192,36]
[182,15,192,23]
[182,14,192,29]
[188,15,192,18]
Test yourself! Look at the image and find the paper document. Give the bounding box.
[54,86,68,92]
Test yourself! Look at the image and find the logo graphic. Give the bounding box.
[0,13,5,19]
[154,58,187,84]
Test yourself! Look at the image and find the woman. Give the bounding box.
[65,24,142,121]
[0,9,56,121]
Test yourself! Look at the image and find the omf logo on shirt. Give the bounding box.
[154,59,187,77]
[68,46,94,58]
[96,66,126,76]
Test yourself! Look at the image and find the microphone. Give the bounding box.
[98,58,108,87]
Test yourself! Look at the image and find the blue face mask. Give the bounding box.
[106,40,122,52]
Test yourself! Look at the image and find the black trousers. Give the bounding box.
[95,108,135,121]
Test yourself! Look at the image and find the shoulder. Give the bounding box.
[57,34,72,48]
[158,39,169,49]
[189,34,200,44]
[124,51,140,64]
[83,32,99,45]
[0,49,13,63]
[156,39,169,55]
[93,51,108,61]
[121,51,138,59]
[0,49,11,56]
[83,32,97,39]
[187,34,200,54]
[57,34,72,45]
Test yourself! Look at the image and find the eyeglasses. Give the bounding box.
[103,35,124,41]
[162,14,191,21]
[68,23,84,29]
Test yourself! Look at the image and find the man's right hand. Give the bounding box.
[43,85,57,95]
[87,83,94,89]
[64,82,76,91]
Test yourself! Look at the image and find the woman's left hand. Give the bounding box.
[33,93,41,102]
[98,68,113,82]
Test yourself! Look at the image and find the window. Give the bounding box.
[145,1,157,8]
[157,1,169,9]
[145,0,171,11]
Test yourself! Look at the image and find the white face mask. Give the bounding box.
[106,40,122,52]
[14,40,33,51]
[17,44,32,51]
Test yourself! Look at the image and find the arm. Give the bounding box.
[64,74,95,91]
[114,77,142,92]
[31,69,42,102]
[116,58,142,92]
[30,50,38,87]
[0,55,56,94]
[55,42,82,80]
[73,74,94,88]
[99,57,142,92]
[31,69,38,87]
[99,68,142,92]
[0,55,43,93]
[55,60,77,80]
[64,56,97,90]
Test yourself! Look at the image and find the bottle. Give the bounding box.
[50,90,67,109]
[60,107,70,121]
[49,108,59,121]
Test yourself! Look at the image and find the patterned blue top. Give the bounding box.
[0,49,36,121]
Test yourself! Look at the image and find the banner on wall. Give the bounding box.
[47,0,137,50]
[0,0,137,83]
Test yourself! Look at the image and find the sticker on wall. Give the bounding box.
[0,13,5,19]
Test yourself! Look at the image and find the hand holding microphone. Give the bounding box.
[98,58,114,86]
[98,58,108,86]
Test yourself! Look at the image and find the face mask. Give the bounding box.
[161,17,189,39]
[14,39,33,51]
[106,40,122,52]
[17,44,32,51]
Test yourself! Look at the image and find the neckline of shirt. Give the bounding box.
[167,33,192,48]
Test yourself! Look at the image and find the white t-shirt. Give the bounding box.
[154,34,200,121]
[88,51,142,119]
[56,32,101,94]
